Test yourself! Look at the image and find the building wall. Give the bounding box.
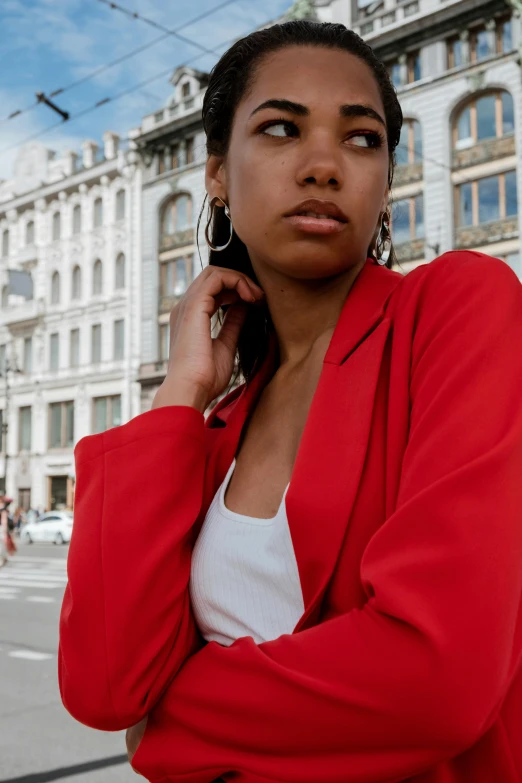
[0,142,142,510]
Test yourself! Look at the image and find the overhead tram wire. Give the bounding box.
[0,0,241,126]
[0,27,252,159]
[95,0,227,58]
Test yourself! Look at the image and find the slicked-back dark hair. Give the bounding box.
[197,20,403,385]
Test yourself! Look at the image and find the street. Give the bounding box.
[0,542,135,783]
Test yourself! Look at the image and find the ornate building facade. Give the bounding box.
[0,134,142,510]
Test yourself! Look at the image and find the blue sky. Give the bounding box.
[0,0,294,179]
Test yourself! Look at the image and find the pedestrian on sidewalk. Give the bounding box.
[0,494,16,565]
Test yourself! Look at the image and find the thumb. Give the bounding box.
[215,303,248,354]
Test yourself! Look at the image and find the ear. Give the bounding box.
[205,154,228,203]
[380,184,390,215]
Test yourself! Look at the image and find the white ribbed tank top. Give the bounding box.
[190,458,304,647]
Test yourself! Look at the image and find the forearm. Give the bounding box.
[59,405,207,730]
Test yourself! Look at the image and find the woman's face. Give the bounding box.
[206,45,391,281]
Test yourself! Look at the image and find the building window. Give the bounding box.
[182,82,191,98]
[50,333,60,371]
[49,401,74,448]
[456,170,517,227]
[2,229,9,258]
[389,62,402,87]
[19,406,32,451]
[170,144,180,170]
[52,211,61,241]
[454,91,514,149]
[447,37,463,69]
[51,271,61,305]
[26,220,35,245]
[93,197,103,228]
[1,286,8,308]
[162,194,192,237]
[0,344,6,374]
[115,253,125,289]
[93,395,122,434]
[391,194,425,243]
[70,328,80,368]
[91,323,102,364]
[407,52,421,83]
[396,118,422,166]
[115,189,125,221]
[72,265,82,300]
[113,319,124,360]
[23,337,32,374]
[92,259,103,295]
[160,257,191,297]
[186,137,195,165]
[158,150,166,175]
[498,18,513,53]
[72,204,82,234]
[160,322,170,361]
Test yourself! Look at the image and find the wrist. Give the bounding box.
[152,379,208,414]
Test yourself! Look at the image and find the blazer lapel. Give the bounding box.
[199,259,403,631]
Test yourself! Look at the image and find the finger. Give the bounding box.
[214,302,249,354]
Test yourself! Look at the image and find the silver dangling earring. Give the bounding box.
[205,196,234,252]
[374,212,392,266]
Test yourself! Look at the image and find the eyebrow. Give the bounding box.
[250,99,386,128]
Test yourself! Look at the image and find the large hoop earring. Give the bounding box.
[373,212,392,266]
[205,197,234,252]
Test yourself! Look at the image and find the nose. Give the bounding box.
[295,135,344,189]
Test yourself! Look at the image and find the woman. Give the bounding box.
[59,20,522,783]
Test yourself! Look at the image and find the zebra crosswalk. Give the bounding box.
[0,555,67,603]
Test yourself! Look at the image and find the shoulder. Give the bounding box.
[402,250,520,297]
[389,251,522,321]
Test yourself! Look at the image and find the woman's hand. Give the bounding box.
[152,265,265,414]
[126,716,148,770]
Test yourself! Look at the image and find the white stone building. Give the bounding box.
[130,67,208,412]
[0,134,142,511]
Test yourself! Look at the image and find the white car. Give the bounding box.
[21,511,73,545]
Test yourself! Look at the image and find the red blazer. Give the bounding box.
[59,251,522,783]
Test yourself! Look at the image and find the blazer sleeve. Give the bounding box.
[131,254,522,783]
[58,405,206,731]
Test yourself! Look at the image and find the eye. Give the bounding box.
[348,132,384,149]
[259,120,298,138]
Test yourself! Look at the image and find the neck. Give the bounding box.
[253,257,367,370]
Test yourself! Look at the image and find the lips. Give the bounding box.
[286,199,348,223]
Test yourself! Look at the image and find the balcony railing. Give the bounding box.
[452,135,516,170]
[393,237,425,262]
[160,228,195,252]
[394,162,423,187]
[456,217,518,249]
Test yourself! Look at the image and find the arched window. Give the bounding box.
[160,257,191,298]
[115,253,125,289]
[396,119,422,166]
[26,220,35,245]
[1,285,9,308]
[52,211,61,241]
[51,271,61,305]
[92,259,103,295]
[2,229,9,258]
[162,194,192,238]
[115,190,125,221]
[93,197,103,228]
[454,90,514,149]
[72,204,82,235]
[72,265,82,300]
